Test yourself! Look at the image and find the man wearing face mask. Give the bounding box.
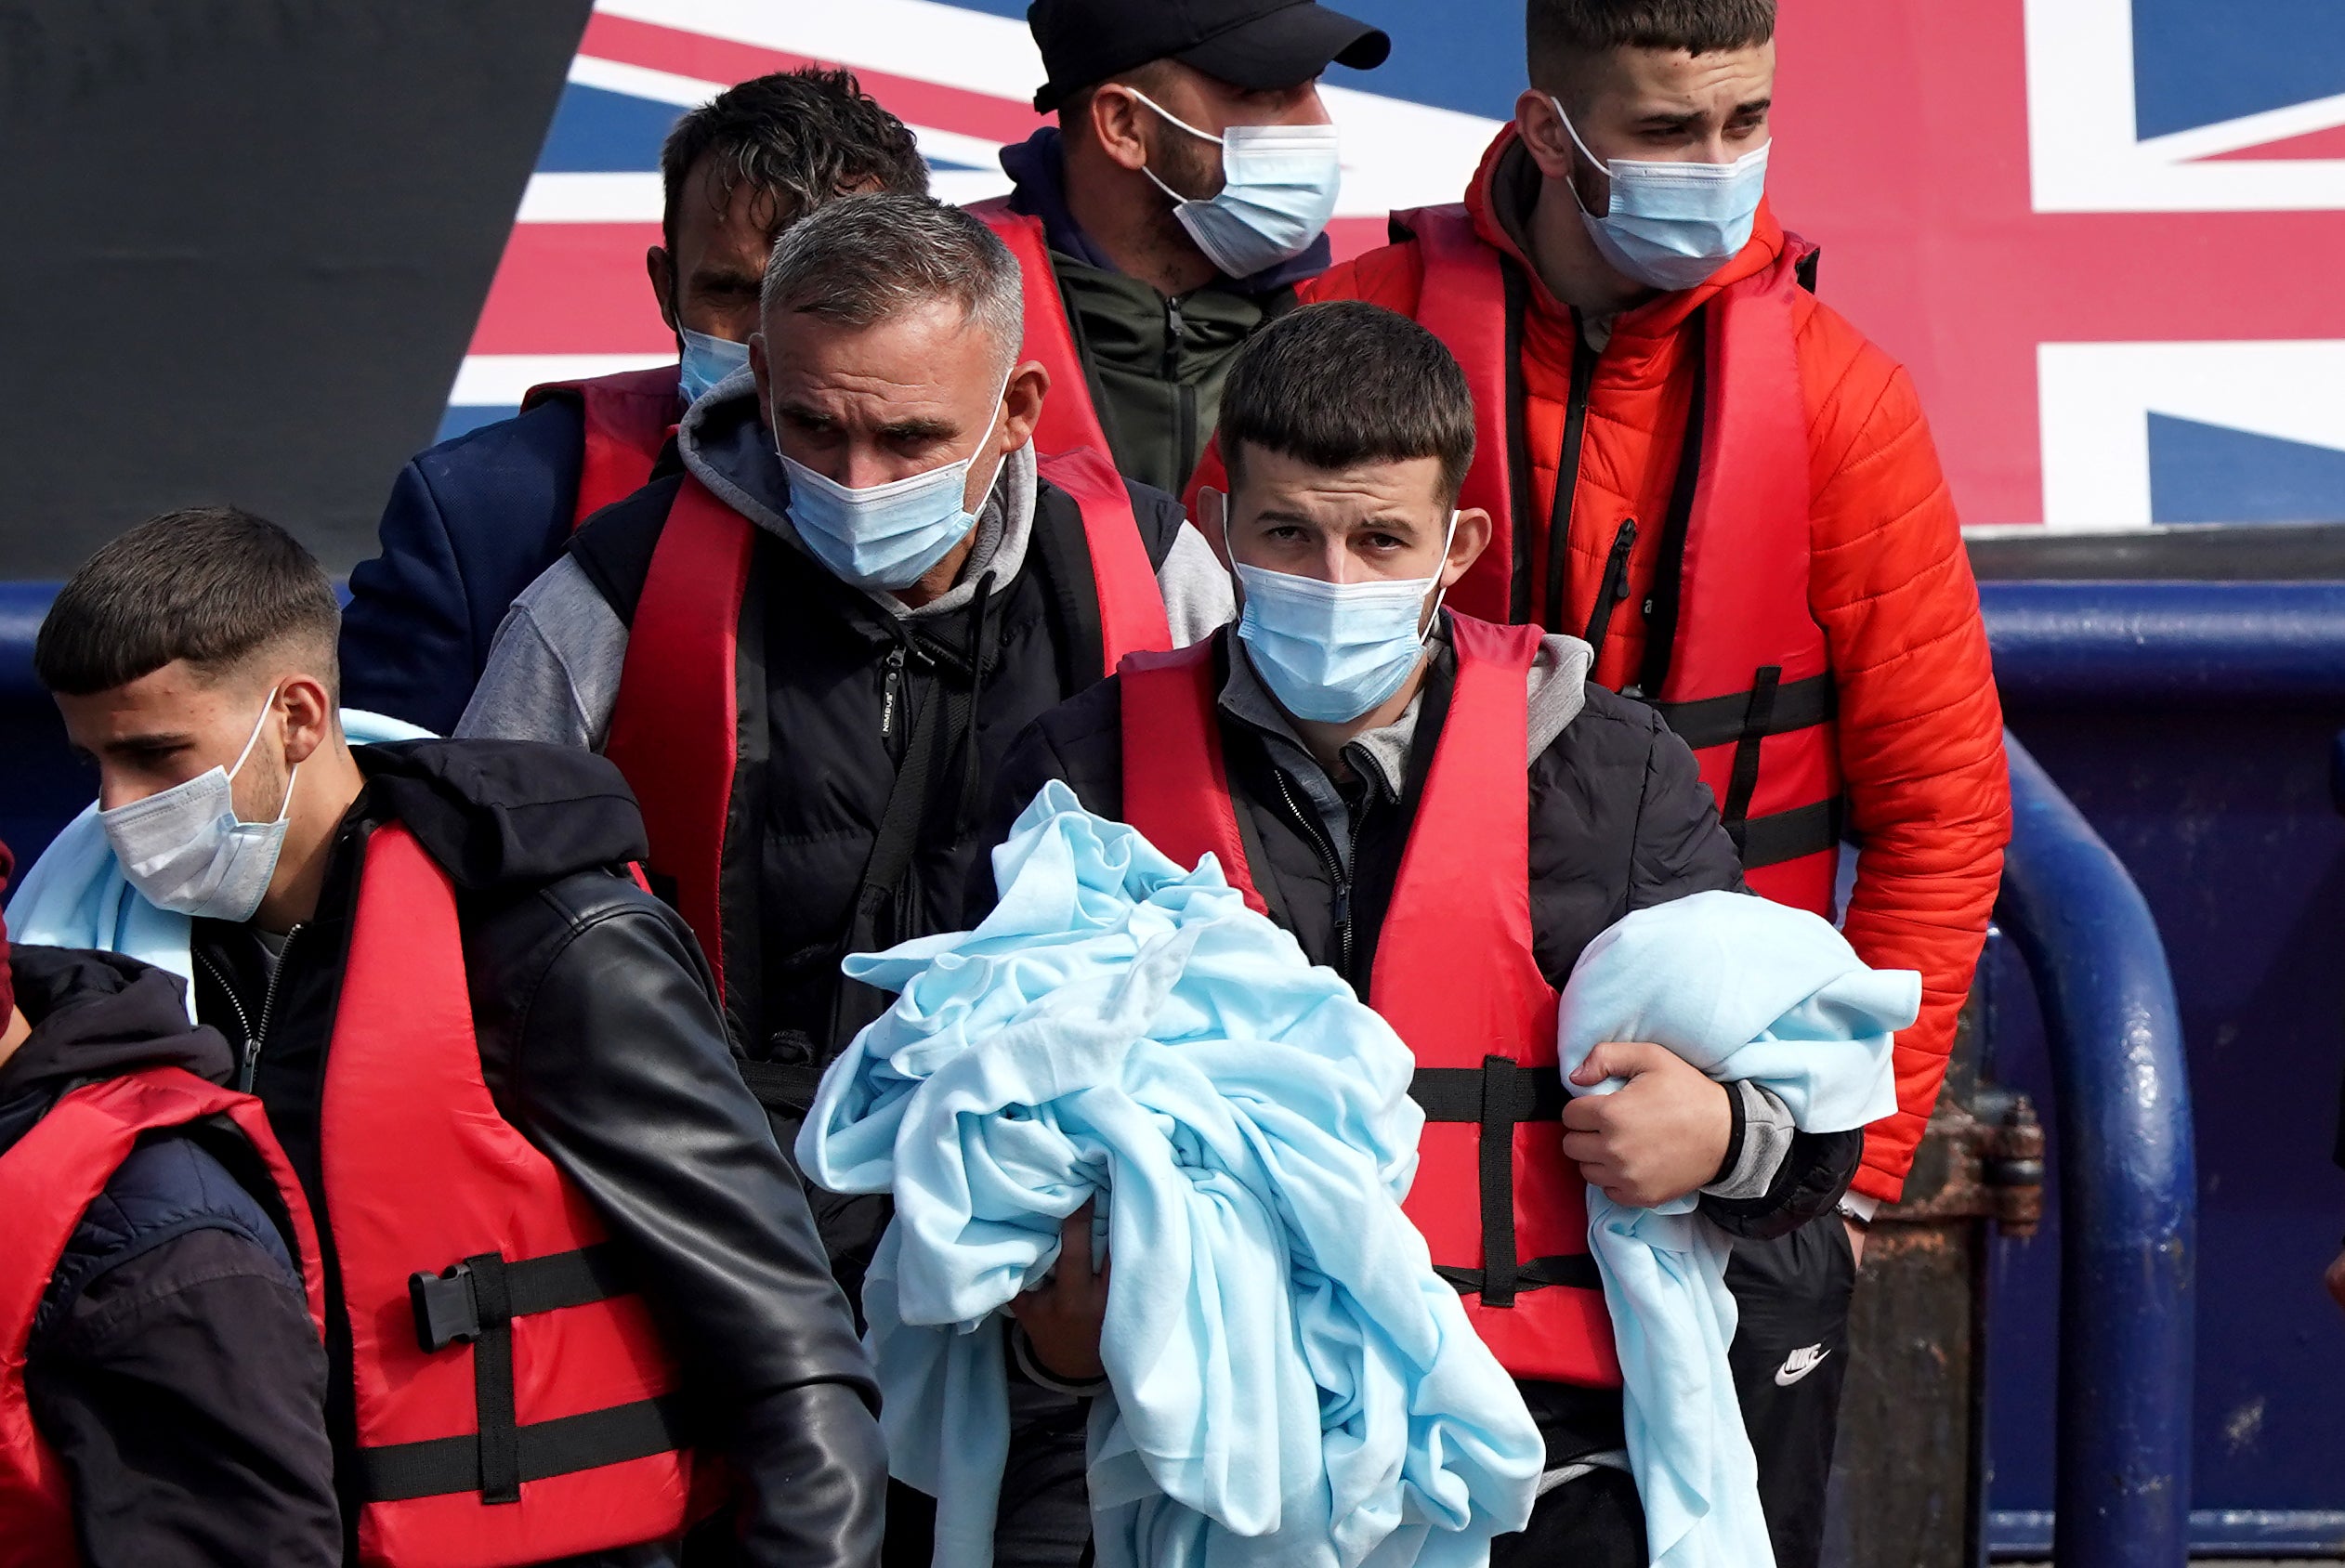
[965,0,1386,499]
[980,301,1864,1566]
[1197,8,2010,1557]
[459,195,1230,1325]
[340,69,931,737]
[28,506,889,1566]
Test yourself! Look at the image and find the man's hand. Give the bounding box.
[2325,1245,2345,1313]
[1011,1200,1111,1383]
[1563,1041,1734,1209]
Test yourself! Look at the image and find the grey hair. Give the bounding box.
[759,193,1023,372]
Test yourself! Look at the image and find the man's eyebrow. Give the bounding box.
[1732,96,1773,117]
[878,416,957,441]
[690,267,765,296]
[775,399,836,425]
[1634,108,1703,131]
[101,730,194,753]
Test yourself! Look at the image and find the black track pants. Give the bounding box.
[1723,1213,1861,1568]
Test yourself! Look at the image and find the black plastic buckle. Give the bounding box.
[409,1263,481,1352]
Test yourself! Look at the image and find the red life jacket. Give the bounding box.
[967,201,1158,533]
[603,465,1172,1003]
[0,1067,325,1568]
[322,823,701,1566]
[1399,204,1841,915]
[522,366,680,527]
[1118,618,1620,1387]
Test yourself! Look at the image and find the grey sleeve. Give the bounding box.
[1703,1081,1798,1200]
[453,555,629,750]
[1158,524,1236,649]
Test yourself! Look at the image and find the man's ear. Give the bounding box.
[1514,87,1579,184]
[1441,507,1493,588]
[1001,360,1051,452]
[647,245,679,335]
[278,673,336,768]
[1086,85,1153,174]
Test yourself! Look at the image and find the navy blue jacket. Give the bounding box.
[3,945,339,1567]
[342,397,605,736]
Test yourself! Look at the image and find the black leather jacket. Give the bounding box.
[191,739,884,1567]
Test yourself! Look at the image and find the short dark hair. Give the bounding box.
[35,507,341,699]
[660,68,928,255]
[1218,302,1477,507]
[1528,0,1775,86]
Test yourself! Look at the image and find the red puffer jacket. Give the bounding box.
[1195,128,2008,1203]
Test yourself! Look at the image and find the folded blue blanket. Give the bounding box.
[799,782,1544,1568]
[6,709,434,997]
[1557,891,1917,1568]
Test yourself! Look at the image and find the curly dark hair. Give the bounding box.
[659,67,928,253]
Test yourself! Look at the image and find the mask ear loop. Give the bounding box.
[967,358,1022,516]
[229,686,302,828]
[1546,95,1614,217]
[1125,87,1226,209]
[1416,510,1463,643]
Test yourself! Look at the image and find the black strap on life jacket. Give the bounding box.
[1630,307,1843,872]
[369,1244,686,1505]
[1408,1061,1603,1307]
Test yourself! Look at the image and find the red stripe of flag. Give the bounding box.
[580,11,1047,145]
[467,222,671,355]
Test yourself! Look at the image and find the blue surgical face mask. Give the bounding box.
[1233,514,1460,723]
[1549,96,1769,292]
[1129,89,1342,281]
[776,364,1015,591]
[678,327,751,405]
[98,688,297,923]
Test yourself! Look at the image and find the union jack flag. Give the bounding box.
[445,0,2345,529]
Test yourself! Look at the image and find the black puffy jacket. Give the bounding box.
[190,739,885,1568]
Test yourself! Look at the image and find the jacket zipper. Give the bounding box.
[880,645,908,741]
[1165,294,1195,483]
[1272,768,1367,983]
[1544,326,1602,630]
[1579,516,1639,663]
[198,924,304,1092]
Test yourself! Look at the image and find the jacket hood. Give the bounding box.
[0,945,232,1149]
[354,739,648,892]
[1000,126,1333,297]
[676,367,1044,622]
[1460,123,1792,344]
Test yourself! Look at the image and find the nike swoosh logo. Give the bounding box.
[1775,1345,1832,1386]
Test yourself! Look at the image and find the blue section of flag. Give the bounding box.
[536,83,682,172]
[2148,413,2345,524]
[2130,0,2345,139]
[438,405,520,445]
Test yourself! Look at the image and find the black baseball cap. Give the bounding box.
[1028,0,1391,114]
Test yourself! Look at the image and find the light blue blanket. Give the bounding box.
[1557,891,1917,1568]
[6,709,433,1001]
[799,782,1544,1568]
